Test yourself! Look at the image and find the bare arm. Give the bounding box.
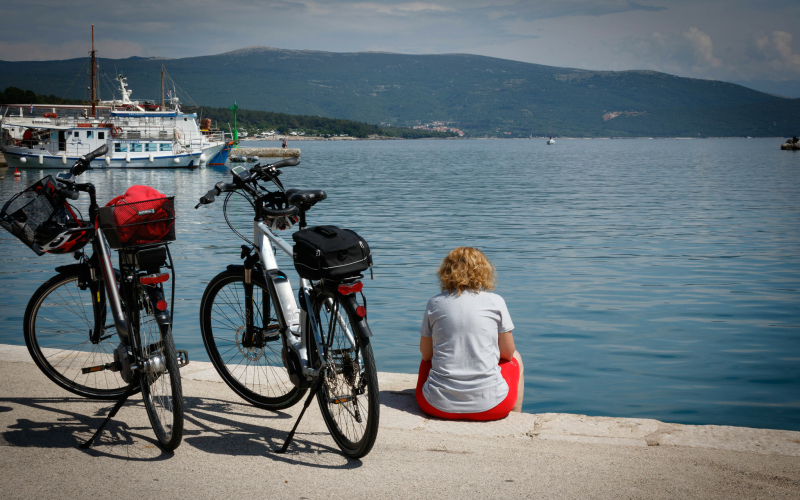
[498,331,515,361]
[420,336,433,361]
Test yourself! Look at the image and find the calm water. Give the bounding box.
[1,138,799,431]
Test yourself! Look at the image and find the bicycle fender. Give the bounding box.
[54,263,84,274]
[143,286,171,327]
[338,293,373,337]
[54,263,92,290]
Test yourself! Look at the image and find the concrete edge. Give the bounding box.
[2,343,798,457]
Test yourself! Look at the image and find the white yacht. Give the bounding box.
[0,34,226,169]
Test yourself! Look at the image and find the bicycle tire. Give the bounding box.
[23,270,134,399]
[138,301,183,450]
[312,291,380,459]
[200,269,306,410]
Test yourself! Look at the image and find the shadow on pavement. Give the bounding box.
[0,396,173,461]
[0,395,363,468]
[182,396,363,469]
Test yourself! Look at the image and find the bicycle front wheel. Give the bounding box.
[137,300,183,450]
[312,292,380,459]
[200,269,306,410]
[24,270,132,399]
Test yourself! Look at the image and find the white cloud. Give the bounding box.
[773,31,800,73]
[683,27,722,69]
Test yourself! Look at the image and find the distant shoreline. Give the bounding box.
[239,135,790,142]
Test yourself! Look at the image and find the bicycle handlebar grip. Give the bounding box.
[82,144,109,164]
[63,189,80,201]
[270,157,300,169]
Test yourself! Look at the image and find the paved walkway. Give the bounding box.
[1,344,798,499]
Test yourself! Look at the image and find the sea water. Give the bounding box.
[1,138,798,431]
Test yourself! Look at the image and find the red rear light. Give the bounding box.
[156,300,168,311]
[338,281,363,295]
[356,306,367,318]
[140,273,170,285]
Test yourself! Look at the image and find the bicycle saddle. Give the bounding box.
[286,189,327,211]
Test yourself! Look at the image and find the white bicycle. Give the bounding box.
[195,158,379,458]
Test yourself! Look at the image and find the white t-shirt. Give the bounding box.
[420,291,515,413]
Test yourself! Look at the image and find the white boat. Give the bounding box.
[0,32,225,170]
[547,137,555,145]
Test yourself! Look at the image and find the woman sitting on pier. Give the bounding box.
[416,247,524,421]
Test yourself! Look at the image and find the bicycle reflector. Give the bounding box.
[356,306,367,318]
[156,300,168,311]
[338,281,363,295]
[140,273,170,285]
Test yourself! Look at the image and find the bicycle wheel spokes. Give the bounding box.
[138,296,183,450]
[315,295,379,458]
[201,271,304,410]
[25,273,128,398]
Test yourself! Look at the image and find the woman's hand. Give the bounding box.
[498,331,515,361]
[420,336,433,361]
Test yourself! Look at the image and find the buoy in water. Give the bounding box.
[14,167,21,177]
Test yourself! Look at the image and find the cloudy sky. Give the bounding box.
[2,1,799,93]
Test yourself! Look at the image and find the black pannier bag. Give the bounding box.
[292,225,372,281]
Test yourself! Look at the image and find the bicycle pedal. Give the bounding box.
[176,349,190,368]
[81,361,121,374]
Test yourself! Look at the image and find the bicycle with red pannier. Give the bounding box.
[0,145,186,450]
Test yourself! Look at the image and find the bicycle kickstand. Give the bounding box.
[79,384,136,449]
[275,376,324,454]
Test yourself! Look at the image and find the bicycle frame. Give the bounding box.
[250,221,358,380]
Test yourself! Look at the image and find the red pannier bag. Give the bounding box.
[105,185,174,246]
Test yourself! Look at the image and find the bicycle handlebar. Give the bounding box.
[195,181,235,209]
[70,144,108,176]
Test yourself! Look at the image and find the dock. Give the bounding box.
[234,147,300,158]
[0,343,798,499]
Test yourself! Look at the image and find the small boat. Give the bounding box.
[547,137,555,145]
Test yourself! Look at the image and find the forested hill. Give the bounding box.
[1,47,797,137]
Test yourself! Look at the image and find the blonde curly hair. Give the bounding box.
[437,247,496,296]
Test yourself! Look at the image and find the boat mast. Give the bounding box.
[160,65,165,110]
[90,25,97,117]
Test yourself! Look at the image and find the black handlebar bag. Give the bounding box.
[292,225,372,281]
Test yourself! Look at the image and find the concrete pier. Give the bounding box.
[234,147,300,158]
[0,343,798,498]
[0,152,7,168]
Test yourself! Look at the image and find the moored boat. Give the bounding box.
[0,28,226,169]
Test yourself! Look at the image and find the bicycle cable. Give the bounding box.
[223,191,256,247]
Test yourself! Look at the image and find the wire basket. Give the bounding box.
[99,196,176,249]
[0,176,65,255]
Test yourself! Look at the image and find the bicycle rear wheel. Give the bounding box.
[137,294,183,450]
[312,292,379,459]
[200,269,305,410]
[24,270,132,399]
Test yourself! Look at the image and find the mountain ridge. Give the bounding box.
[1,48,797,137]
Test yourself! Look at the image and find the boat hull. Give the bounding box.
[2,143,225,170]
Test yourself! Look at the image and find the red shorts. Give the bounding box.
[415,358,520,421]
